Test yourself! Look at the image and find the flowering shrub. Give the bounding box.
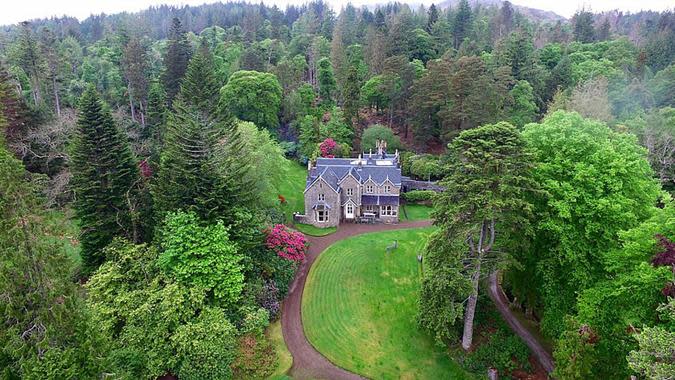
[257,280,281,320]
[265,224,307,261]
[139,158,152,178]
[319,138,337,158]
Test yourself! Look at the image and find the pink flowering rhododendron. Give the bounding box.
[265,224,308,261]
[319,138,337,158]
[139,158,152,178]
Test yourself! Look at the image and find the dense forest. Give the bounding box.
[0,0,674,379]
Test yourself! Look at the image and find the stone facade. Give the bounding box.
[302,177,340,227]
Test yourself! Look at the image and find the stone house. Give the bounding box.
[297,146,402,227]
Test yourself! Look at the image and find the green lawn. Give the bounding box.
[302,228,471,380]
[277,159,308,223]
[293,223,336,236]
[266,320,293,379]
[401,204,433,221]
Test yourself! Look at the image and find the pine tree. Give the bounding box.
[426,4,439,32]
[0,140,107,378]
[453,0,473,49]
[154,42,254,224]
[162,17,192,107]
[17,22,44,107]
[71,87,140,272]
[317,57,336,105]
[597,18,611,41]
[430,122,535,350]
[0,68,29,151]
[179,39,221,115]
[122,36,150,126]
[572,10,596,43]
[341,65,361,128]
[146,81,167,163]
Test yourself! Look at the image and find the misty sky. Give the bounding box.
[1,0,672,26]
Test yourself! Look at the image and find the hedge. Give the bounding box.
[402,190,436,203]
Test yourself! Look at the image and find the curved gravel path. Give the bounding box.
[281,220,432,380]
[488,272,555,374]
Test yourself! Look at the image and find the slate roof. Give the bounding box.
[306,155,401,191]
[361,195,399,206]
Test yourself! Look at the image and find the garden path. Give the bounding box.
[487,272,555,374]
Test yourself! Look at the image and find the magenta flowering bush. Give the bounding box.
[139,158,152,178]
[265,224,308,261]
[319,138,337,158]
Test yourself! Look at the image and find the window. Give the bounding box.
[346,204,353,215]
[366,184,373,193]
[317,210,329,222]
[364,205,374,212]
[318,193,325,201]
[384,185,391,193]
[381,205,397,216]
[346,188,353,196]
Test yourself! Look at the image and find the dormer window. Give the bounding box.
[318,193,325,201]
[346,188,353,196]
[366,184,373,193]
[384,185,391,193]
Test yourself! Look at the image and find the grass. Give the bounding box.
[401,203,433,221]
[293,223,337,236]
[277,159,308,223]
[302,228,472,380]
[266,320,293,379]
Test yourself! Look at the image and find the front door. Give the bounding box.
[345,203,355,219]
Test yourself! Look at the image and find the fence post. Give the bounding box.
[488,368,498,380]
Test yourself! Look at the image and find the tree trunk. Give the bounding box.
[52,76,61,117]
[128,86,136,123]
[462,219,495,351]
[462,249,482,350]
[139,101,146,128]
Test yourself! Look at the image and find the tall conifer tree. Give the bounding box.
[146,81,167,165]
[162,17,191,107]
[154,41,254,224]
[71,87,140,272]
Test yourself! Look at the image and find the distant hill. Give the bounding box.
[437,0,567,22]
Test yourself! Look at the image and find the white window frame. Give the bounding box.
[317,210,329,222]
[384,185,391,193]
[346,203,353,214]
[366,184,373,193]
[346,188,353,196]
[381,205,397,216]
[318,193,325,201]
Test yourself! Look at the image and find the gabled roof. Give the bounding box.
[306,156,402,190]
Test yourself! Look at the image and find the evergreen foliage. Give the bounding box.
[423,122,535,349]
[154,45,254,223]
[162,17,192,107]
[70,86,140,273]
[0,142,106,378]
